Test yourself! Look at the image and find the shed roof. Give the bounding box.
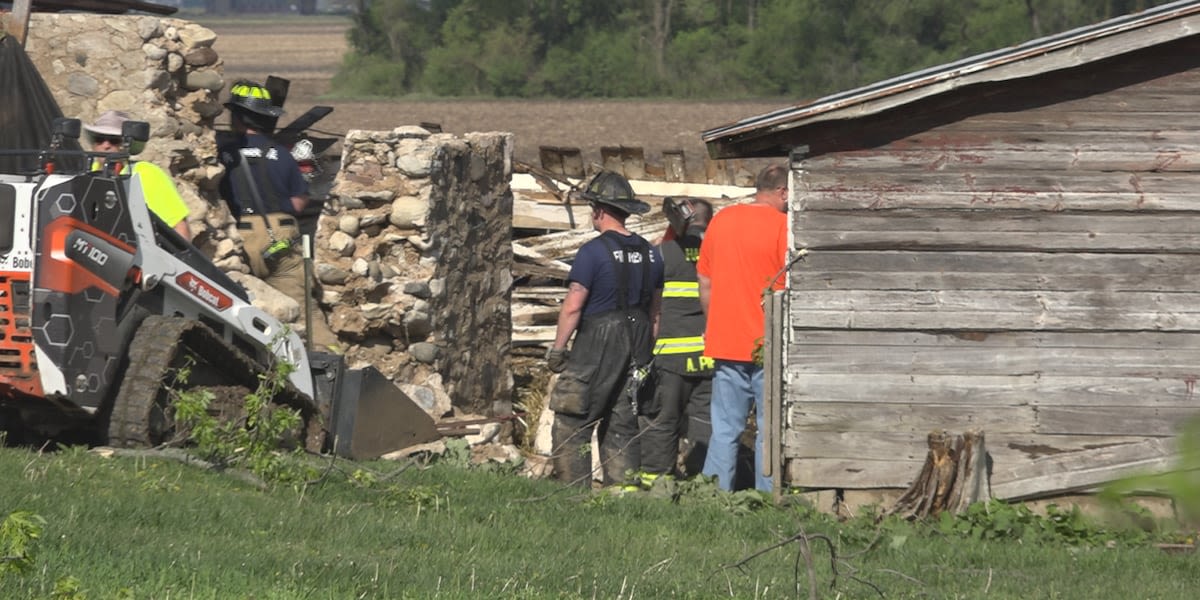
[703,0,1200,159]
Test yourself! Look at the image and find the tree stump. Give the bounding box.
[887,429,991,520]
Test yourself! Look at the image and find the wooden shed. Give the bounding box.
[702,0,1200,501]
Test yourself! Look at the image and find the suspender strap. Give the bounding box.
[231,151,279,243]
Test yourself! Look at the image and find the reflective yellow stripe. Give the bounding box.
[654,336,705,355]
[231,83,272,100]
[662,280,699,298]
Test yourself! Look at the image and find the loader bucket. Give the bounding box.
[308,353,441,460]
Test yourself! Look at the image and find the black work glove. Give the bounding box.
[545,347,569,373]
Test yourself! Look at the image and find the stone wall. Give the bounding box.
[325,128,514,416]
[19,14,515,419]
[24,13,244,271]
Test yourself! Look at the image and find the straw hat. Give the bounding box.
[83,110,143,154]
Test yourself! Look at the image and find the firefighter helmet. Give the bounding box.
[579,171,650,216]
[223,80,283,118]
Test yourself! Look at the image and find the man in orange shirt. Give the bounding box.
[697,164,789,491]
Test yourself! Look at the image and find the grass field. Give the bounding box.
[2,446,1198,598]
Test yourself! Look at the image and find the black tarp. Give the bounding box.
[0,34,83,173]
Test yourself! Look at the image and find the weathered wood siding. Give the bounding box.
[785,37,1200,492]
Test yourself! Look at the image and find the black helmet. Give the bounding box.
[223,80,284,118]
[580,171,650,216]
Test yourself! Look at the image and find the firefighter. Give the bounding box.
[638,197,714,485]
[216,80,339,350]
[545,171,664,486]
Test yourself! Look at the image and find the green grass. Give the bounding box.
[1,446,1197,599]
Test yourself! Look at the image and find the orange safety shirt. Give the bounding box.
[696,203,787,362]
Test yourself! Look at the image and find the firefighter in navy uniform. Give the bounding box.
[639,197,715,483]
[544,171,664,486]
[217,80,339,349]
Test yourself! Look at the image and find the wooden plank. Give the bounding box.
[788,289,1200,331]
[989,438,1176,501]
[797,159,1200,211]
[936,108,1200,132]
[786,457,919,489]
[794,209,1200,244]
[803,171,1200,195]
[788,373,1200,407]
[866,129,1200,153]
[511,243,570,279]
[1036,406,1199,437]
[797,268,1200,294]
[512,324,555,346]
[801,191,1200,213]
[512,303,559,327]
[600,146,623,175]
[801,148,1200,172]
[783,430,1156,462]
[537,146,583,178]
[512,286,566,302]
[764,291,784,493]
[788,402,1036,434]
[662,150,686,182]
[788,328,1200,349]
[787,333,1200,378]
[796,251,1200,291]
[512,196,592,230]
[620,146,646,180]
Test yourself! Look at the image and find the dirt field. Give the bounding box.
[201,16,789,166]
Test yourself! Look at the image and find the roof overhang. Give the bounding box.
[703,0,1200,159]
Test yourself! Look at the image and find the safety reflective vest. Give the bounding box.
[653,230,713,377]
[90,159,189,228]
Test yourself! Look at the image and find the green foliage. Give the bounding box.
[0,511,45,578]
[330,53,408,97]
[934,499,1156,546]
[1102,416,1200,525]
[338,0,1178,99]
[170,357,316,486]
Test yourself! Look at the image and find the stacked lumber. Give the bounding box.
[510,178,754,347]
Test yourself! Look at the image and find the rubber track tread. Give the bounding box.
[107,315,315,448]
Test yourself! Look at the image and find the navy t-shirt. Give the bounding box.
[569,231,665,316]
[217,132,307,215]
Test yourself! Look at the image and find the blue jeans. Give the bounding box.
[701,360,771,492]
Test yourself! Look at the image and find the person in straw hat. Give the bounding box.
[84,109,191,239]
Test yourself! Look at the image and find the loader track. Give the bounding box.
[106,315,320,449]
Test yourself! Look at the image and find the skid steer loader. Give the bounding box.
[0,117,439,459]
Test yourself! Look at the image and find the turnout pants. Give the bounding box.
[239,217,339,349]
[639,369,712,476]
[549,310,652,486]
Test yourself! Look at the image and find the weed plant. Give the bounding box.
[2,444,1198,599]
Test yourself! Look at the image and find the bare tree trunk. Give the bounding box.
[650,0,676,79]
[1025,0,1042,38]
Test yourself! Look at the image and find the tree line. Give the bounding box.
[335,0,1173,99]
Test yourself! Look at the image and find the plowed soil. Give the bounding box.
[202,16,788,166]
